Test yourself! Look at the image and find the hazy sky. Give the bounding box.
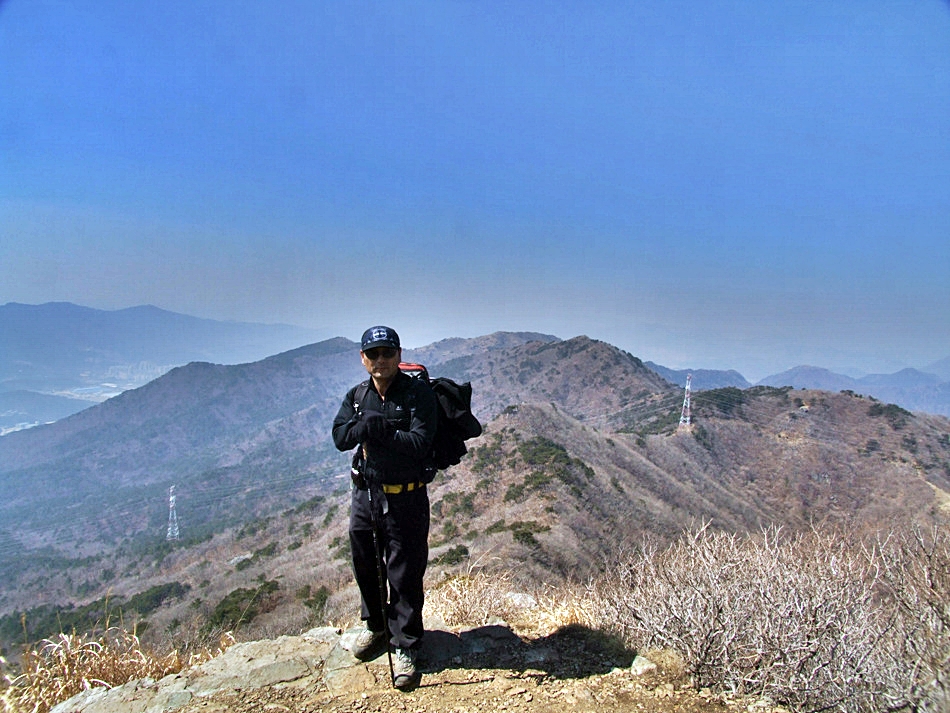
[2,1,948,380]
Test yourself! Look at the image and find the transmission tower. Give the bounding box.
[678,374,692,430]
[166,485,180,542]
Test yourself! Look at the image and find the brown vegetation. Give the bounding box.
[4,524,947,713]
[0,629,234,713]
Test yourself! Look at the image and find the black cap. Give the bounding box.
[360,325,400,351]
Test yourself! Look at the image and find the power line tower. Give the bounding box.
[678,374,692,431]
[166,485,180,542]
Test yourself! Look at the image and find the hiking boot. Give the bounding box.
[392,647,418,689]
[351,628,385,660]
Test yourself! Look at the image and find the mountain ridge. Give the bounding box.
[3,302,949,430]
[1,332,948,630]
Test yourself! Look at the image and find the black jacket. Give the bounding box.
[332,371,438,483]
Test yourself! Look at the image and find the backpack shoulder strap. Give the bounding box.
[352,381,371,414]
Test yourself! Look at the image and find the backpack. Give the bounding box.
[353,362,482,479]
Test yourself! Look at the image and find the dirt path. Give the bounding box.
[177,668,744,713]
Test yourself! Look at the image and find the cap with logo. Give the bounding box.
[360,325,400,351]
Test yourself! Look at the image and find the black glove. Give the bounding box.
[350,410,390,442]
[361,410,392,442]
[349,416,369,442]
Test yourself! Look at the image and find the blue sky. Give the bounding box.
[2,1,948,380]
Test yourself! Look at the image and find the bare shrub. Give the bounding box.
[874,526,950,712]
[592,524,899,712]
[424,524,950,712]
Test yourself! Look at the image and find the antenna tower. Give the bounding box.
[166,485,180,542]
[678,374,692,430]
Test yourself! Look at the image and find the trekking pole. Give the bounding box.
[364,474,395,687]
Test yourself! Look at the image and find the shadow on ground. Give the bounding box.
[415,623,636,680]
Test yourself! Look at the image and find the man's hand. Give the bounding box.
[361,410,391,441]
[351,410,391,442]
[349,416,369,442]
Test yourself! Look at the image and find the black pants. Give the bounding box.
[349,485,430,649]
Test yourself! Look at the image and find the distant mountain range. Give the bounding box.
[3,303,948,435]
[756,365,950,417]
[643,362,751,391]
[0,302,323,432]
[645,362,950,418]
[922,356,950,382]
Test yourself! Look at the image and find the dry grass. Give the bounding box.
[426,552,600,638]
[0,628,234,713]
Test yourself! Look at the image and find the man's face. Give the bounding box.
[360,346,402,381]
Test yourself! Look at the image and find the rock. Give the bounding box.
[654,682,675,698]
[51,632,333,713]
[629,655,657,676]
[185,636,324,696]
[504,592,538,609]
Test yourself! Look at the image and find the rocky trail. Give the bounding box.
[51,620,779,713]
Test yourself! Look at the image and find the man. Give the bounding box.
[331,325,438,689]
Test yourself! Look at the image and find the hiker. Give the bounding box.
[331,325,438,689]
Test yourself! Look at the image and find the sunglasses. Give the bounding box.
[363,347,398,360]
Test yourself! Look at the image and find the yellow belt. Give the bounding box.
[382,481,425,494]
